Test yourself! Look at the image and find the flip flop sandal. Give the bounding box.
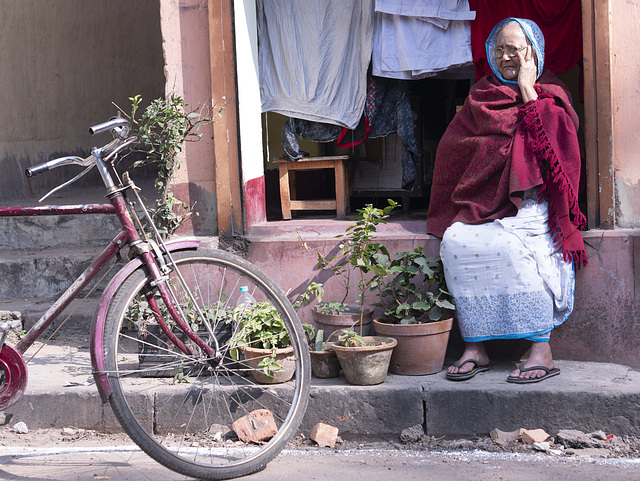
[446,359,490,381]
[506,363,561,384]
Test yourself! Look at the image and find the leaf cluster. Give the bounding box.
[228,301,314,381]
[123,94,217,236]
[314,199,398,313]
[337,329,366,347]
[229,302,291,354]
[373,247,455,324]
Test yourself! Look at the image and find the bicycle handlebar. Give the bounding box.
[25,117,132,178]
[89,117,130,136]
[25,156,86,178]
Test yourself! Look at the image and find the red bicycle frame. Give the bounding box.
[0,190,213,391]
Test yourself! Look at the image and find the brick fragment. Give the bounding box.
[521,428,549,445]
[490,428,523,443]
[310,422,339,448]
[231,409,278,444]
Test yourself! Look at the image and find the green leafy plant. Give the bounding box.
[304,327,341,352]
[292,282,325,310]
[126,289,233,335]
[229,301,313,380]
[173,365,193,384]
[310,200,398,332]
[373,247,455,324]
[337,329,366,347]
[121,94,217,236]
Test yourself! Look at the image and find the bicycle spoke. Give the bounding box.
[104,248,309,480]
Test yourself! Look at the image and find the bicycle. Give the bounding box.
[0,117,311,480]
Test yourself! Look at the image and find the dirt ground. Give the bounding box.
[1,424,639,462]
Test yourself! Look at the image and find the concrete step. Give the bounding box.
[7,341,640,441]
[0,213,121,250]
[0,247,124,299]
[0,297,98,335]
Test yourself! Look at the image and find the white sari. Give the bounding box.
[439,190,575,342]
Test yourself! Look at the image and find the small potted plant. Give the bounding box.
[291,282,341,379]
[329,329,397,385]
[305,200,398,338]
[305,327,341,379]
[372,247,455,375]
[228,302,311,384]
[133,296,234,379]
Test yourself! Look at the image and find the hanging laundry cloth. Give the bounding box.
[280,77,419,188]
[372,0,476,80]
[257,0,375,130]
[468,0,582,81]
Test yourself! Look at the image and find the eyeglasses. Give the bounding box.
[491,45,527,58]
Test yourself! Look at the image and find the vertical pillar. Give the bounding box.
[583,0,614,228]
[209,0,243,236]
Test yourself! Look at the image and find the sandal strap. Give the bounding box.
[517,363,551,374]
[453,359,481,369]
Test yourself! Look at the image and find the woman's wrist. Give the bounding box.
[521,84,539,103]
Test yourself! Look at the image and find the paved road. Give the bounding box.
[1,444,638,481]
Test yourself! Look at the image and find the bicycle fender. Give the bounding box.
[90,239,200,402]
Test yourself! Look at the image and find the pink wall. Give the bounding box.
[160,0,217,236]
[246,225,640,369]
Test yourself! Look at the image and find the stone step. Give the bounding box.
[0,297,98,336]
[0,246,125,299]
[0,213,121,250]
[0,179,158,251]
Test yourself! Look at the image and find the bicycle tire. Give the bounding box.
[103,248,310,480]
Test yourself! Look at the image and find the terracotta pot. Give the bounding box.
[309,349,341,378]
[243,346,296,384]
[330,336,397,385]
[311,305,374,340]
[373,317,453,375]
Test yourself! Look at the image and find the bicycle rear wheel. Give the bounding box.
[103,248,310,480]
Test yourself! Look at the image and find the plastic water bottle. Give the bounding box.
[237,286,256,309]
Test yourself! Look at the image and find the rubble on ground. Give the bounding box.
[310,422,340,448]
[391,426,639,459]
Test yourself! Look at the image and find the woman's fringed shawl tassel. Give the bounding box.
[519,95,588,268]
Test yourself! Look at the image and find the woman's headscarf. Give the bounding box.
[486,18,545,85]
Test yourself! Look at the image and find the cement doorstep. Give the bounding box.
[6,340,640,441]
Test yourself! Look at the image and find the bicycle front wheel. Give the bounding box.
[102,248,310,480]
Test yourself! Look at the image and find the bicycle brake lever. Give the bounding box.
[38,164,96,203]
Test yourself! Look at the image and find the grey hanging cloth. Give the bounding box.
[281,76,418,188]
[258,0,375,130]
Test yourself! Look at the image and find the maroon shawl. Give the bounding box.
[427,70,587,267]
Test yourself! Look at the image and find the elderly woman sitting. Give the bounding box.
[427,18,587,383]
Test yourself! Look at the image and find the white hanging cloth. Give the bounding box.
[373,0,476,80]
[257,0,375,130]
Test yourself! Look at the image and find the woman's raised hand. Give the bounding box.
[516,45,539,102]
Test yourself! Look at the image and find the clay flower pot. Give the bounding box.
[243,346,296,384]
[311,305,374,339]
[309,349,341,378]
[373,317,453,375]
[330,336,397,385]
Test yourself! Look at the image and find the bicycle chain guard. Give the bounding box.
[0,344,28,410]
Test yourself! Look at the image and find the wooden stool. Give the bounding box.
[276,155,350,220]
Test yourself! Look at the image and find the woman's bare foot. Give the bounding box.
[509,341,555,380]
[447,341,490,375]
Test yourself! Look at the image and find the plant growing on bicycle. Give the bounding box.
[121,94,218,236]
[9,116,312,479]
